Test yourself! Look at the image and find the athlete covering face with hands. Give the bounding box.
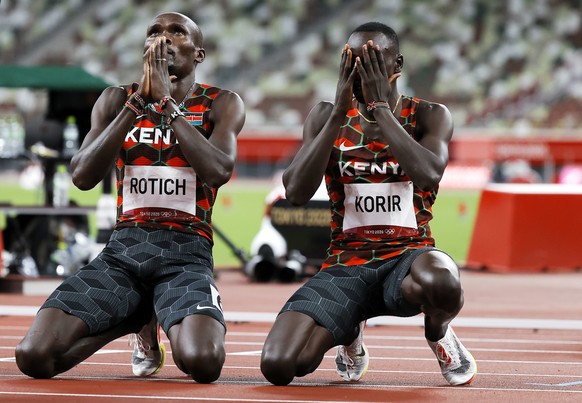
[260,22,476,386]
[15,12,245,383]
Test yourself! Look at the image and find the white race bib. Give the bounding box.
[343,182,417,237]
[123,165,197,216]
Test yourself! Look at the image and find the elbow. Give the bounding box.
[69,156,95,190]
[70,163,101,191]
[416,171,442,192]
[71,172,96,191]
[284,187,309,206]
[281,172,309,206]
[205,164,234,189]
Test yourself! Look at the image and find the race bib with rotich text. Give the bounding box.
[122,165,197,216]
[343,181,418,238]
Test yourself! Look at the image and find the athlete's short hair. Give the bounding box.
[351,22,399,52]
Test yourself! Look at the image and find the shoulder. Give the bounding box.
[415,98,451,121]
[215,88,244,105]
[414,98,453,134]
[101,85,129,100]
[97,85,130,109]
[194,82,243,107]
[306,100,334,122]
[92,85,128,117]
[206,87,245,128]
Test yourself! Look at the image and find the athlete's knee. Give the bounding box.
[15,339,58,379]
[177,344,225,383]
[260,347,296,386]
[421,266,463,313]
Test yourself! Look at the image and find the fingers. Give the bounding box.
[143,61,151,96]
[340,44,353,77]
[146,36,172,100]
[346,61,358,84]
[355,56,368,81]
[366,41,381,75]
[152,36,168,66]
[376,45,388,77]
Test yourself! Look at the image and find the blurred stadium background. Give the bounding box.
[0,0,581,276]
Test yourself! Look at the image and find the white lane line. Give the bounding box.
[0,391,377,403]
[2,306,582,330]
[0,383,581,400]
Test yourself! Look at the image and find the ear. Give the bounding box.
[195,48,205,64]
[394,54,404,73]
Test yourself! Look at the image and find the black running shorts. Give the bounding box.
[280,247,438,345]
[41,227,225,334]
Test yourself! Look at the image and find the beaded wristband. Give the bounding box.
[159,95,177,110]
[124,99,143,116]
[165,110,185,126]
[131,92,146,109]
[124,92,145,116]
[366,101,391,113]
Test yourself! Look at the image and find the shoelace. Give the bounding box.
[436,337,461,367]
[128,334,151,355]
[338,347,355,368]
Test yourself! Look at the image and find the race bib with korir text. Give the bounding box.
[343,181,418,238]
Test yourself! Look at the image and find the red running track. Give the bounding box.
[1,269,582,402]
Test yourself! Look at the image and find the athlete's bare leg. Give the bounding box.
[400,250,463,341]
[261,311,335,386]
[167,314,226,383]
[16,307,149,378]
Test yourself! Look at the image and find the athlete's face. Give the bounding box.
[347,31,401,104]
[144,13,205,77]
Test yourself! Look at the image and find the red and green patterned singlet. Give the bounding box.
[322,95,437,268]
[115,83,221,243]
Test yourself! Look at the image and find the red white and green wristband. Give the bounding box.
[165,110,185,126]
[366,100,391,113]
[158,95,177,110]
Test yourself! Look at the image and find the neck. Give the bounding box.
[171,75,197,103]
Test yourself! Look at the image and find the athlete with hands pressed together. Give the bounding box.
[261,22,476,386]
[16,12,245,383]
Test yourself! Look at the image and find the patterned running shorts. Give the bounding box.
[41,227,225,334]
[280,247,438,345]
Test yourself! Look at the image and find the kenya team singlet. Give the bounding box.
[322,95,437,268]
[115,83,220,242]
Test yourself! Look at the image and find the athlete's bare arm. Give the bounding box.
[165,90,245,188]
[283,45,357,205]
[70,41,156,191]
[70,87,134,190]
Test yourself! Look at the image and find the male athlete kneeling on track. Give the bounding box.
[260,22,477,386]
[15,12,245,383]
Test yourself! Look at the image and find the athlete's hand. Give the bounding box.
[139,44,153,101]
[334,44,358,113]
[355,40,390,105]
[147,36,173,102]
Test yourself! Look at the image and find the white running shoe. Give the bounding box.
[335,321,369,381]
[427,326,477,386]
[129,324,165,377]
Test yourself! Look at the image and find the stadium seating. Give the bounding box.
[1,0,582,130]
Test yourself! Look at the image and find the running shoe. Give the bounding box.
[335,321,369,381]
[129,324,165,377]
[427,326,477,386]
